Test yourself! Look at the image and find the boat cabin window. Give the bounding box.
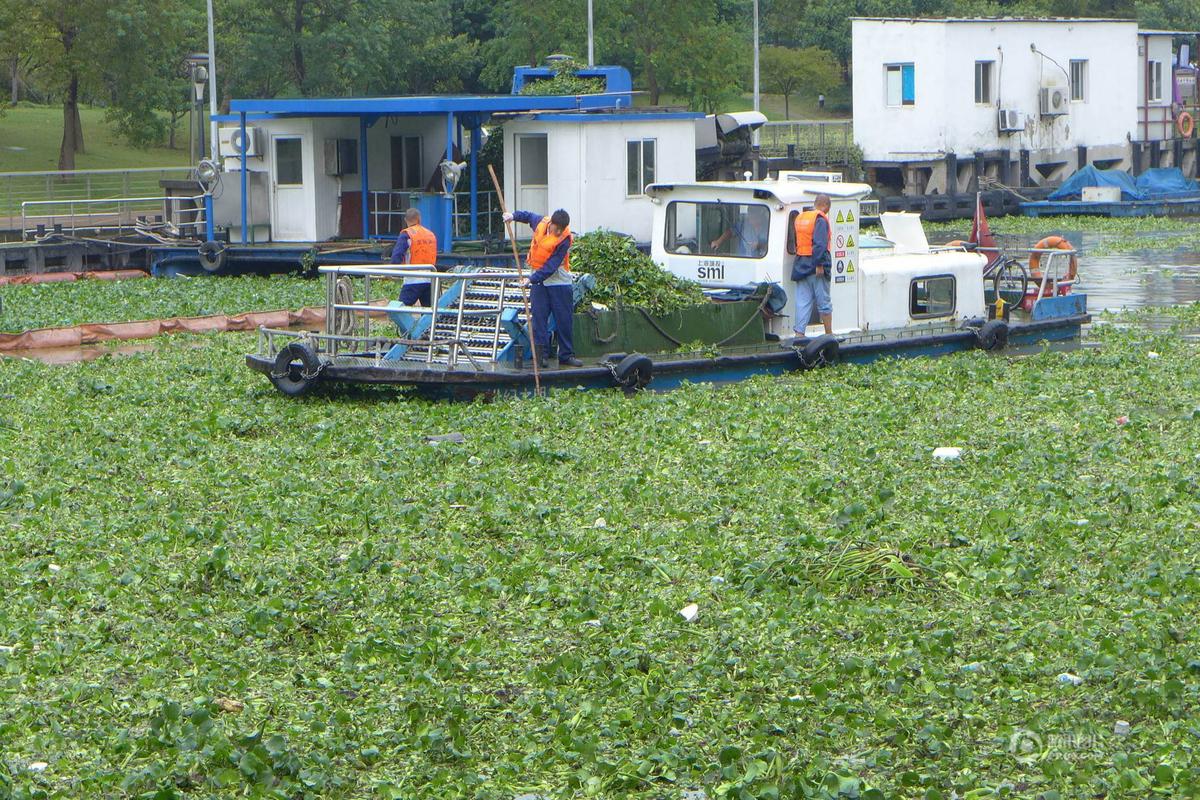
[910,276,956,319]
[664,202,770,259]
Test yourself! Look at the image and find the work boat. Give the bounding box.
[246,175,1088,399]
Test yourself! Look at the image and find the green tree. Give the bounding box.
[478,0,583,90]
[103,0,202,150]
[761,45,840,118]
[25,0,112,170]
[659,22,750,113]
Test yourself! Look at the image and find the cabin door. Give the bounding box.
[514,134,548,230]
[271,135,308,241]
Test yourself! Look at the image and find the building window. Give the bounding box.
[1149,60,1163,102]
[910,276,956,319]
[664,201,770,259]
[974,61,993,104]
[390,136,423,190]
[885,64,915,107]
[274,138,303,185]
[1070,60,1087,102]
[626,139,657,196]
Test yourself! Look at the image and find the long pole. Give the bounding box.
[206,0,219,162]
[752,0,760,149]
[487,164,541,395]
[587,0,595,66]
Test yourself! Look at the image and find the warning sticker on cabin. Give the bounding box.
[834,250,846,258]
[836,234,845,247]
[835,276,846,283]
[846,235,856,248]
[846,260,856,274]
[846,210,855,222]
[836,259,845,273]
[835,210,845,223]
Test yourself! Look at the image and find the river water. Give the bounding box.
[934,230,1200,312]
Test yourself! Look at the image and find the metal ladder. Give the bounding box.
[399,268,528,364]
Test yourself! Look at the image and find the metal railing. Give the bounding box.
[280,264,525,368]
[453,190,501,241]
[759,121,855,165]
[368,189,503,241]
[0,167,194,220]
[21,194,207,240]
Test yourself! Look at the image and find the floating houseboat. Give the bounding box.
[245,175,1089,398]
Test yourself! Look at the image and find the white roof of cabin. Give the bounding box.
[646,180,872,205]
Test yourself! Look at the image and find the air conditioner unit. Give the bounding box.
[998,109,1024,132]
[218,126,261,158]
[1039,85,1068,116]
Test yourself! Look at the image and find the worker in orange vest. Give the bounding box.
[790,193,833,336]
[390,208,439,306]
[502,208,583,368]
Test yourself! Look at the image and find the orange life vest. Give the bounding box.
[528,217,572,272]
[405,224,438,266]
[793,210,829,257]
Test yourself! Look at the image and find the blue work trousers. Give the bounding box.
[530,283,575,360]
[399,282,431,307]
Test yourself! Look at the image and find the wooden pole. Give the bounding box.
[487,164,541,395]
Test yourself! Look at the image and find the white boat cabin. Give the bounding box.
[646,176,986,337]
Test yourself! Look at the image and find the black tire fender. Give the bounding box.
[612,353,653,393]
[800,334,839,369]
[977,319,1009,352]
[269,341,323,397]
[197,240,226,273]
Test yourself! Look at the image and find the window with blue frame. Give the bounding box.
[885,63,915,107]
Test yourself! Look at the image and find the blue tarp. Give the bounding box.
[1135,168,1200,198]
[1048,165,1200,201]
[1047,166,1141,200]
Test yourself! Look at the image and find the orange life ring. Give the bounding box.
[1178,111,1195,138]
[1029,235,1078,285]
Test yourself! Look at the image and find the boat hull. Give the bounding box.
[246,312,1091,399]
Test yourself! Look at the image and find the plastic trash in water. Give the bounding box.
[1116,415,1130,426]
[28,762,48,772]
[960,662,983,673]
[1056,672,1084,686]
[932,447,962,460]
[1114,720,1131,736]
[593,517,607,528]
[679,603,699,622]
[710,576,725,585]
[1148,352,1160,359]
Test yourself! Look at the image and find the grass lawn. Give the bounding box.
[0,104,195,173]
[1,308,1198,798]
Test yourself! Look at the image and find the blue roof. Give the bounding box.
[228,93,629,118]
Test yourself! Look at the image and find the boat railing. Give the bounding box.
[315,264,525,367]
[21,194,208,241]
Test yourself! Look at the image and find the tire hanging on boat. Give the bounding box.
[197,240,227,273]
[611,353,654,393]
[800,334,840,369]
[976,320,1009,352]
[270,341,324,396]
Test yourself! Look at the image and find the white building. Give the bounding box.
[208,66,698,248]
[502,112,699,242]
[852,18,1196,195]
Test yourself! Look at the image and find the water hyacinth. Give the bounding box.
[0,310,1197,798]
